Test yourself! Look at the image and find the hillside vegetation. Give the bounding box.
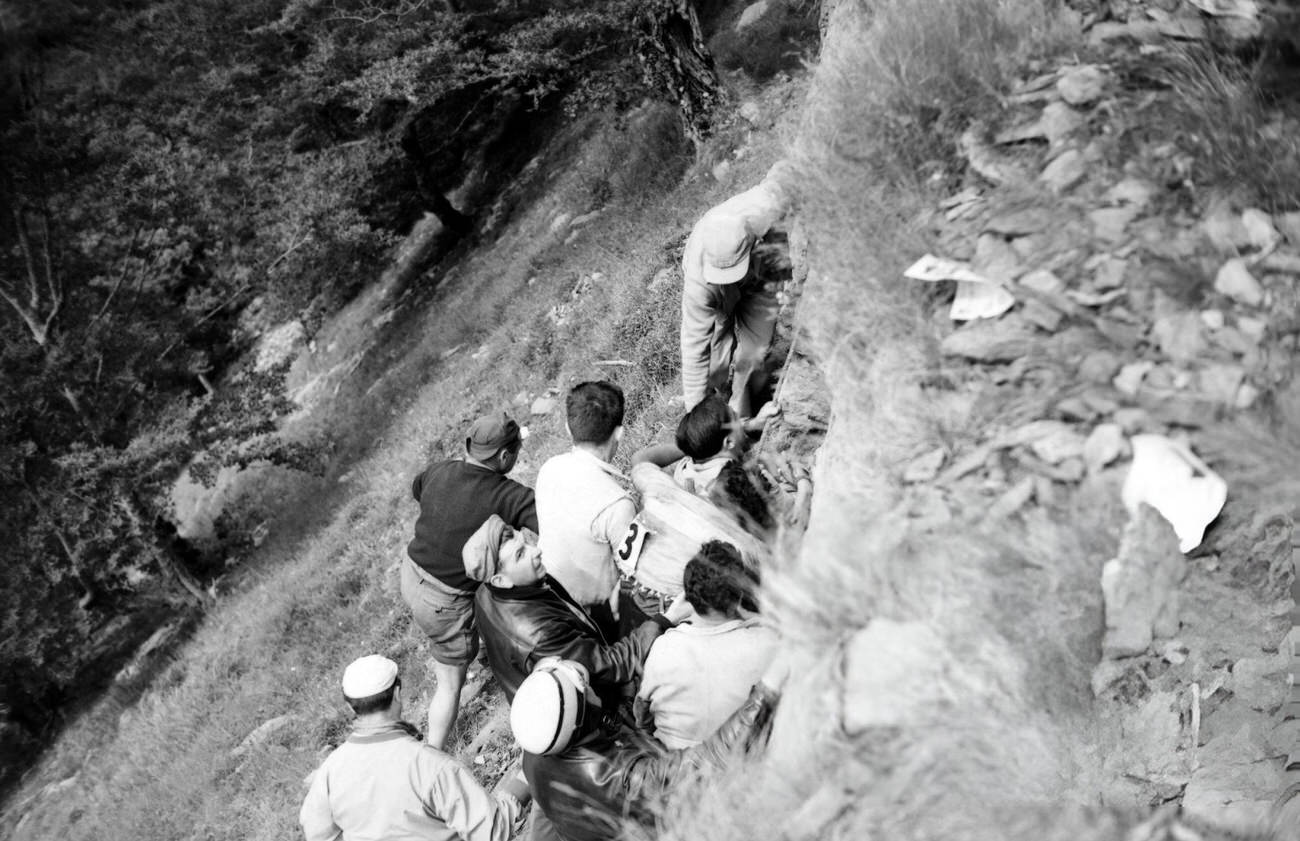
[0,0,812,793]
[4,0,1300,839]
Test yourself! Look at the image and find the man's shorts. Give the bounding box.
[399,557,479,667]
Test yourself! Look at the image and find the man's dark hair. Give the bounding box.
[675,395,731,460]
[566,381,624,444]
[683,540,758,618]
[345,678,400,716]
[710,461,774,533]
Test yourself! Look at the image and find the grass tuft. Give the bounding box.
[1153,44,1300,212]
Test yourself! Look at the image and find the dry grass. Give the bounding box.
[649,1,1159,839]
[1151,44,1300,213]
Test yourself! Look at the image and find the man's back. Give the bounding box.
[407,459,537,590]
[300,723,525,841]
[534,449,633,606]
[638,619,777,748]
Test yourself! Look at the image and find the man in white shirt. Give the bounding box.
[534,381,637,635]
[634,540,776,749]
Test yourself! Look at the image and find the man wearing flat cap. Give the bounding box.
[403,413,538,750]
[463,514,691,708]
[300,654,531,841]
[680,161,794,419]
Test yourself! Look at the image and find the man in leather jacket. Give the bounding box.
[462,515,692,706]
[511,655,787,841]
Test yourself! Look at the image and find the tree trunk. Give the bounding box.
[638,0,724,149]
[122,491,212,607]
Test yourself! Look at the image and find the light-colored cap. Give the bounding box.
[341,655,399,699]
[698,214,754,285]
[463,515,509,583]
[510,658,589,755]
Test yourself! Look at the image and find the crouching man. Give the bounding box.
[299,654,530,841]
[510,652,789,841]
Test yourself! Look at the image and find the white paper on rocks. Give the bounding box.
[1121,434,1227,553]
[904,254,1016,321]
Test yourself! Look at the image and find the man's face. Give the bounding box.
[496,531,544,586]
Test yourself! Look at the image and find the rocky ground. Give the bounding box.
[903,5,1300,825]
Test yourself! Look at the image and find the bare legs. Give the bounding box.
[426,660,468,750]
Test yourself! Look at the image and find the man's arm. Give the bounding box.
[423,752,529,841]
[593,496,638,578]
[531,611,670,689]
[502,481,539,533]
[616,681,780,808]
[299,767,343,841]
[631,443,685,469]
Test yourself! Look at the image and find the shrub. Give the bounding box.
[800,0,1070,186]
[1152,44,1300,212]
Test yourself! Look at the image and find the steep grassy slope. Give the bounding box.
[0,71,807,838]
[5,1,1299,840]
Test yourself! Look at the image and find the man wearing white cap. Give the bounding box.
[508,652,789,841]
[300,654,531,841]
[680,162,793,419]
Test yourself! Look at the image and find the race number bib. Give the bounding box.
[615,517,651,575]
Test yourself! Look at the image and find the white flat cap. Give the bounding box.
[341,655,398,699]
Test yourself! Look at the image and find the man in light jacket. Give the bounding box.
[680,162,793,419]
[299,654,530,841]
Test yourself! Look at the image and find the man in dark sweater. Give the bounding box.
[402,413,538,749]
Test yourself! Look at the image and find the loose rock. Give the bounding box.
[1030,426,1087,465]
[940,314,1038,361]
[1093,256,1127,290]
[987,476,1036,519]
[1214,258,1263,306]
[902,448,946,483]
[1101,504,1187,658]
[1057,65,1106,105]
[1197,364,1245,406]
[1276,211,1300,244]
[530,396,558,416]
[1114,361,1154,397]
[1084,423,1125,474]
[1240,208,1279,251]
[1105,177,1157,210]
[1039,149,1086,193]
[1019,268,1065,295]
[1079,350,1121,383]
[1022,299,1063,331]
[1090,206,1140,244]
[1152,312,1207,364]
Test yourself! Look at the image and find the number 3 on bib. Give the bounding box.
[615,517,650,575]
